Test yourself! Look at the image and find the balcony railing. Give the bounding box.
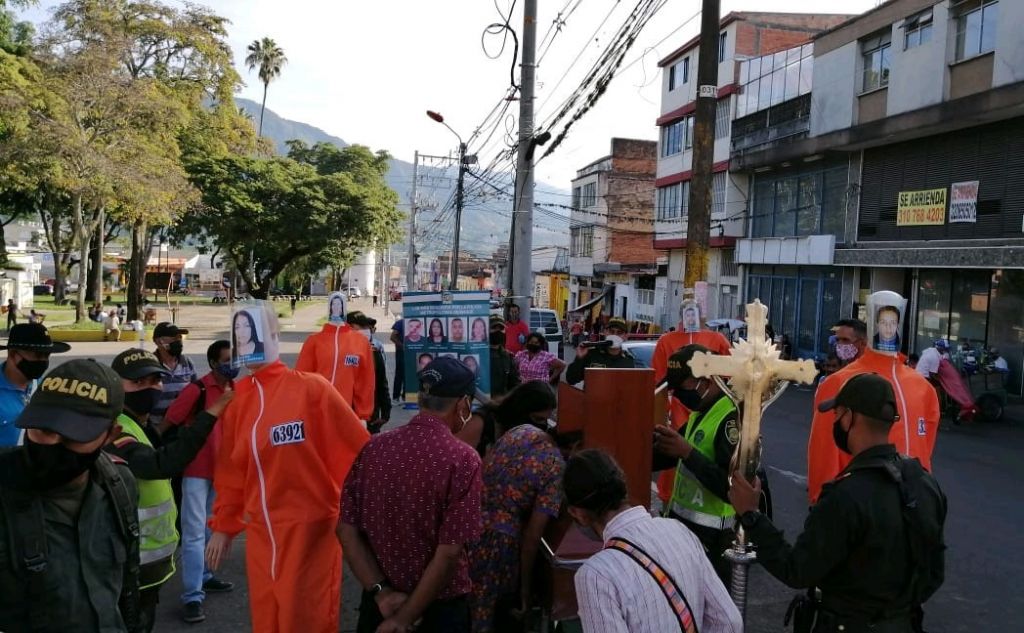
[731,93,811,155]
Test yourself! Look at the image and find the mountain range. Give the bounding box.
[236,98,570,258]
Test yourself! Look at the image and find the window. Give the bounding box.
[750,161,850,239]
[712,172,727,217]
[669,57,689,91]
[579,182,597,208]
[714,99,730,139]
[718,33,727,61]
[685,115,695,149]
[572,187,581,210]
[661,121,683,156]
[656,182,690,220]
[736,44,812,118]
[570,225,594,257]
[903,9,933,50]
[861,29,892,92]
[955,0,998,61]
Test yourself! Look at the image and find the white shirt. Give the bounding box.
[575,506,742,633]
[916,347,943,378]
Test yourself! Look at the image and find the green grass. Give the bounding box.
[48,320,104,331]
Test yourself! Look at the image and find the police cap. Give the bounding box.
[16,359,125,442]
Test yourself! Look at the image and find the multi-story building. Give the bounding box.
[532,246,570,318]
[734,0,1024,391]
[654,12,853,323]
[568,138,661,327]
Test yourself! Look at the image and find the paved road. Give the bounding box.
[33,309,1023,631]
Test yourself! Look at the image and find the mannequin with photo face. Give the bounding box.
[806,290,940,504]
[295,292,376,420]
[208,302,370,633]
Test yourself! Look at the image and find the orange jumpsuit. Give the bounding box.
[652,329,733,503]
[807,348,940,504]
[210,361,370,633]
[295,322,375,420]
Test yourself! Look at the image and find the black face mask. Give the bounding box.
[673,378,706,410]
[24,437,105,490]
[16,359,49,381]
[167,341,184,357]
[832,414,852,455]
[526,343,542,353]
[124,388,161,416]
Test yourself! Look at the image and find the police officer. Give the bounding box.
[651,344,742,583]
[347,311,391,433]
[565,317,635,385]
[0,360,141,632]
[106,349,234,632]
[729,373,947,633]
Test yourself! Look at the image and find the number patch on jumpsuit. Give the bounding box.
[270,421,306,446]
[344,354,360,366]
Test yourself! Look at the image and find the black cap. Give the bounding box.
[417,356,476,398]
[153,322,189,339]
[111,348,171,381]
[818,373,900,424]
[16,359,125,442]
[664,344,711,390]
[0,323,71,353]
[346,311,376,328]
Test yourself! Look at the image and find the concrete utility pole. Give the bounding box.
[406,150,419,291]
[510,0,538,317]
[683,0,722,291]
[451,142,467,290]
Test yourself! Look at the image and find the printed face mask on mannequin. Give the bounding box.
[679,300,701,333]
[231,301,281,371]
[866,291,908,356]
[327,292,347,324]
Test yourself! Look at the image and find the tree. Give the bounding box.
[245,37,287,137]
[179,149,400,299]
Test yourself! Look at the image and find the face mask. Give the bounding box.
[832,412,852,455]
[167,341,184,357]
[358,329,373,341]
[24,437,105,490]
[16,359,49,381]
[835,343,859,362]
[674,378,707,410]
[217,363,240,380]
[526,343,542,353]
[124,388,161,416]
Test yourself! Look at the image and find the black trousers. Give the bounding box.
[139,585,161,633]
[392,351,405,400]
[357,591,469,633]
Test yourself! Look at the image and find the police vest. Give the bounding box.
[667,396,737,530]
[117,414,178,588]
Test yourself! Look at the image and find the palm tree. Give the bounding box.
[245,37,287,137]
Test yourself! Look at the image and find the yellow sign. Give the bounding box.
[897,188,946,226]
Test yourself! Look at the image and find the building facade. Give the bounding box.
[568,139,662,327]
[734,0,1024,392]
[654,12,853,326]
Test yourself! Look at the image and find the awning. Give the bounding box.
[569,290,609,313]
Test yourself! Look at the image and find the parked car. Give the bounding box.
[529,308,564,358]
[33,284,54,296]
[621,341,657,368]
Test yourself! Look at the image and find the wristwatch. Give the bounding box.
[739,510,760,529]
[369,581,391,597]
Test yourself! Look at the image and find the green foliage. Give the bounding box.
[245,36,287,137]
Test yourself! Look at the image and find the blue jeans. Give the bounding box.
[179,477,215,604]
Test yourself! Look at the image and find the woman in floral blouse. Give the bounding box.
[513,332,565,384]
[468,381,564,632]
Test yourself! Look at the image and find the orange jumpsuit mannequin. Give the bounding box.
[295,321,375,420]
[807,348,940,504]
[652,328,733,503]
[210,361,369,632]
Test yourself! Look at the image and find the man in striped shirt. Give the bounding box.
[150,322,197,427]
[565,449,742,633]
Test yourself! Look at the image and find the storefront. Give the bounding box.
[746,265,843,360]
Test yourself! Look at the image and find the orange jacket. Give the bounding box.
[807,349,940,504]
[652,329,733,502]
[210,361,370,536]
[295,323,375,420]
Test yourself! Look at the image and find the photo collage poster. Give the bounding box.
[402,290,492,404]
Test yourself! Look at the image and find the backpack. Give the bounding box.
[885,457,947,606]
[160,379,206,445]
[0,453,141,631]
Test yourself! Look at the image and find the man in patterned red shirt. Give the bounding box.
[338,357,483,633]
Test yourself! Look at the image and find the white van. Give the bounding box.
[529,308,564,359]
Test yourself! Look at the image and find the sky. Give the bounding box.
[21,0,880,187]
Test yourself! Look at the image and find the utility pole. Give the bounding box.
[450,142,467,290]
[406,151,419,291]
[683,0,722,293]
[510,0,538,317]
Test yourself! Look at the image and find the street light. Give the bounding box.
[426,110,468,291]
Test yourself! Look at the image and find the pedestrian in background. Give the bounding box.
[503,304,529,354]
[0,323,70,447]
[513,333,565,385]
[348,311,391,433]
[159,340,238,624]
[391,316,405,403]
[5,298,16,331]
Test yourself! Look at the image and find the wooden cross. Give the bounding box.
[687,299,817,478]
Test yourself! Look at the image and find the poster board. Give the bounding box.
[402,290,491,404]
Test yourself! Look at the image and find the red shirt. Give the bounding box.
[504,320,530,353]
[341,414,483,598]
[164,372,227,480]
